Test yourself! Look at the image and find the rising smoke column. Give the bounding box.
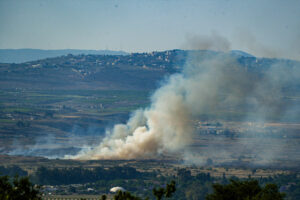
[67,50,300,160]
[69,72,194,159]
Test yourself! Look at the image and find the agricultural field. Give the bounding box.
[0,89,150,156]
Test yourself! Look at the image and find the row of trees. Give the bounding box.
[33,166,154,185]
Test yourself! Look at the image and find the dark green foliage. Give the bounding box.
[113,191,142,200]
[177,168,192,182]
[2,165,296,199]
[171,170,213,200]
[0,176,11,199]
[196,172,211,183]
[184,182,211,200]
[0,175,41,200]
[153,180,176,200]
[33,166,152,185]
[206,179,285,200]
[0,165,28,177]
[152,188,165,200]
[288,182,300,200]
[165,180,176,198]
[255,184,285,200]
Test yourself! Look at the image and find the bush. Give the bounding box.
[206,179,285,200]
[0,175,41,200]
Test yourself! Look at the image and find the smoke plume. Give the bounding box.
[67,49,300,161]
[184,32,231,52]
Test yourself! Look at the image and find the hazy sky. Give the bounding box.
[0,0,299,60]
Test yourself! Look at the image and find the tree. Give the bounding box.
[152,180,176,200]
[206,179,285,200]
[254,184,285,200]
[177,169,192,182]
[0,176,12,200]
[113,191,142,200]
[152,188,165,200]
[0,175,41,200]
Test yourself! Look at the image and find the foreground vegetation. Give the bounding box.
[0,175,41,200]
[0,175,287,200]
[206,179,285,200]
[0,165,299,199]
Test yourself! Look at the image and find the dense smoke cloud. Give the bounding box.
[67,49,300,161]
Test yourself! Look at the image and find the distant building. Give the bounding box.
[110,186,126,193]
[87,188,94,192]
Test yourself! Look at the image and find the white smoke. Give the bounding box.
[68,73,194,159]
[65,47,300,163]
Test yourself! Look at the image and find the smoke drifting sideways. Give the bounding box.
[65,49,300,162]
[5,132,99,159]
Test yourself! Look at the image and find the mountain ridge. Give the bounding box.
[0,48,129,63]
[0,49,299,91]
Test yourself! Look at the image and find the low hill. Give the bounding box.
[0,49,128,63]
[0,50,186,90]
[1,49,299,91]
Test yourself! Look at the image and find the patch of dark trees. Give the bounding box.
[32,166,156,185]
[0,165,28,177]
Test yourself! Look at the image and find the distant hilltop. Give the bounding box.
[0,48,257,64]
[0,49,129,63]
[1,49,298,91]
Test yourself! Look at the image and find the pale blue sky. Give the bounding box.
[0,0,299,59]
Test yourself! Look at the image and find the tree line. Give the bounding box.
[32,166,155,185]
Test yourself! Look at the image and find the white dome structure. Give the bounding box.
[110,186,126,193]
